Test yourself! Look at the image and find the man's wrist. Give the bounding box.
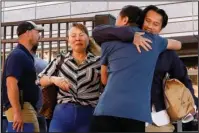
[13,106,21,113]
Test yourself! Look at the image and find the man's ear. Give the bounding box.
[123,16,129,25]
[25,30,31,38]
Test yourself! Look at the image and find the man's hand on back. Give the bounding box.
[133,32,152,53]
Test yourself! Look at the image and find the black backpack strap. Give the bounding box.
[55,54,65,76]
[57,54,65,70]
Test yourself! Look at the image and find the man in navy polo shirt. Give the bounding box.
[90,5,181,132]
[2,21,44,132]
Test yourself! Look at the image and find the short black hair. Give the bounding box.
[137,5,168,29]
[17,21,44,36]
[17,21,35,36]
[119,5,142,25]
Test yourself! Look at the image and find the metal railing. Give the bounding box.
[1,14,116,67]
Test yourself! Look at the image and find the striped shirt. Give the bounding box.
[38,51,101,107]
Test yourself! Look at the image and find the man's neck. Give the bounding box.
[18,39,32,53]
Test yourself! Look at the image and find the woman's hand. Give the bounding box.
[51,76,71,91]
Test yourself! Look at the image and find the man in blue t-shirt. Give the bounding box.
[31,45,48,132]
[90,5,181,132]
[31,45,48,111]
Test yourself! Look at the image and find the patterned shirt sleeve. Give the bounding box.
[38,54,62,79]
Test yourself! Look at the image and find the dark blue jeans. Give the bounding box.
[49,103,94,132]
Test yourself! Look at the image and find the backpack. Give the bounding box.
[164,74,195,122]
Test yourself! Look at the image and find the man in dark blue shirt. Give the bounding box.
[91,5,198,132]
[137,5,198,132]
[2,21,44,132]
